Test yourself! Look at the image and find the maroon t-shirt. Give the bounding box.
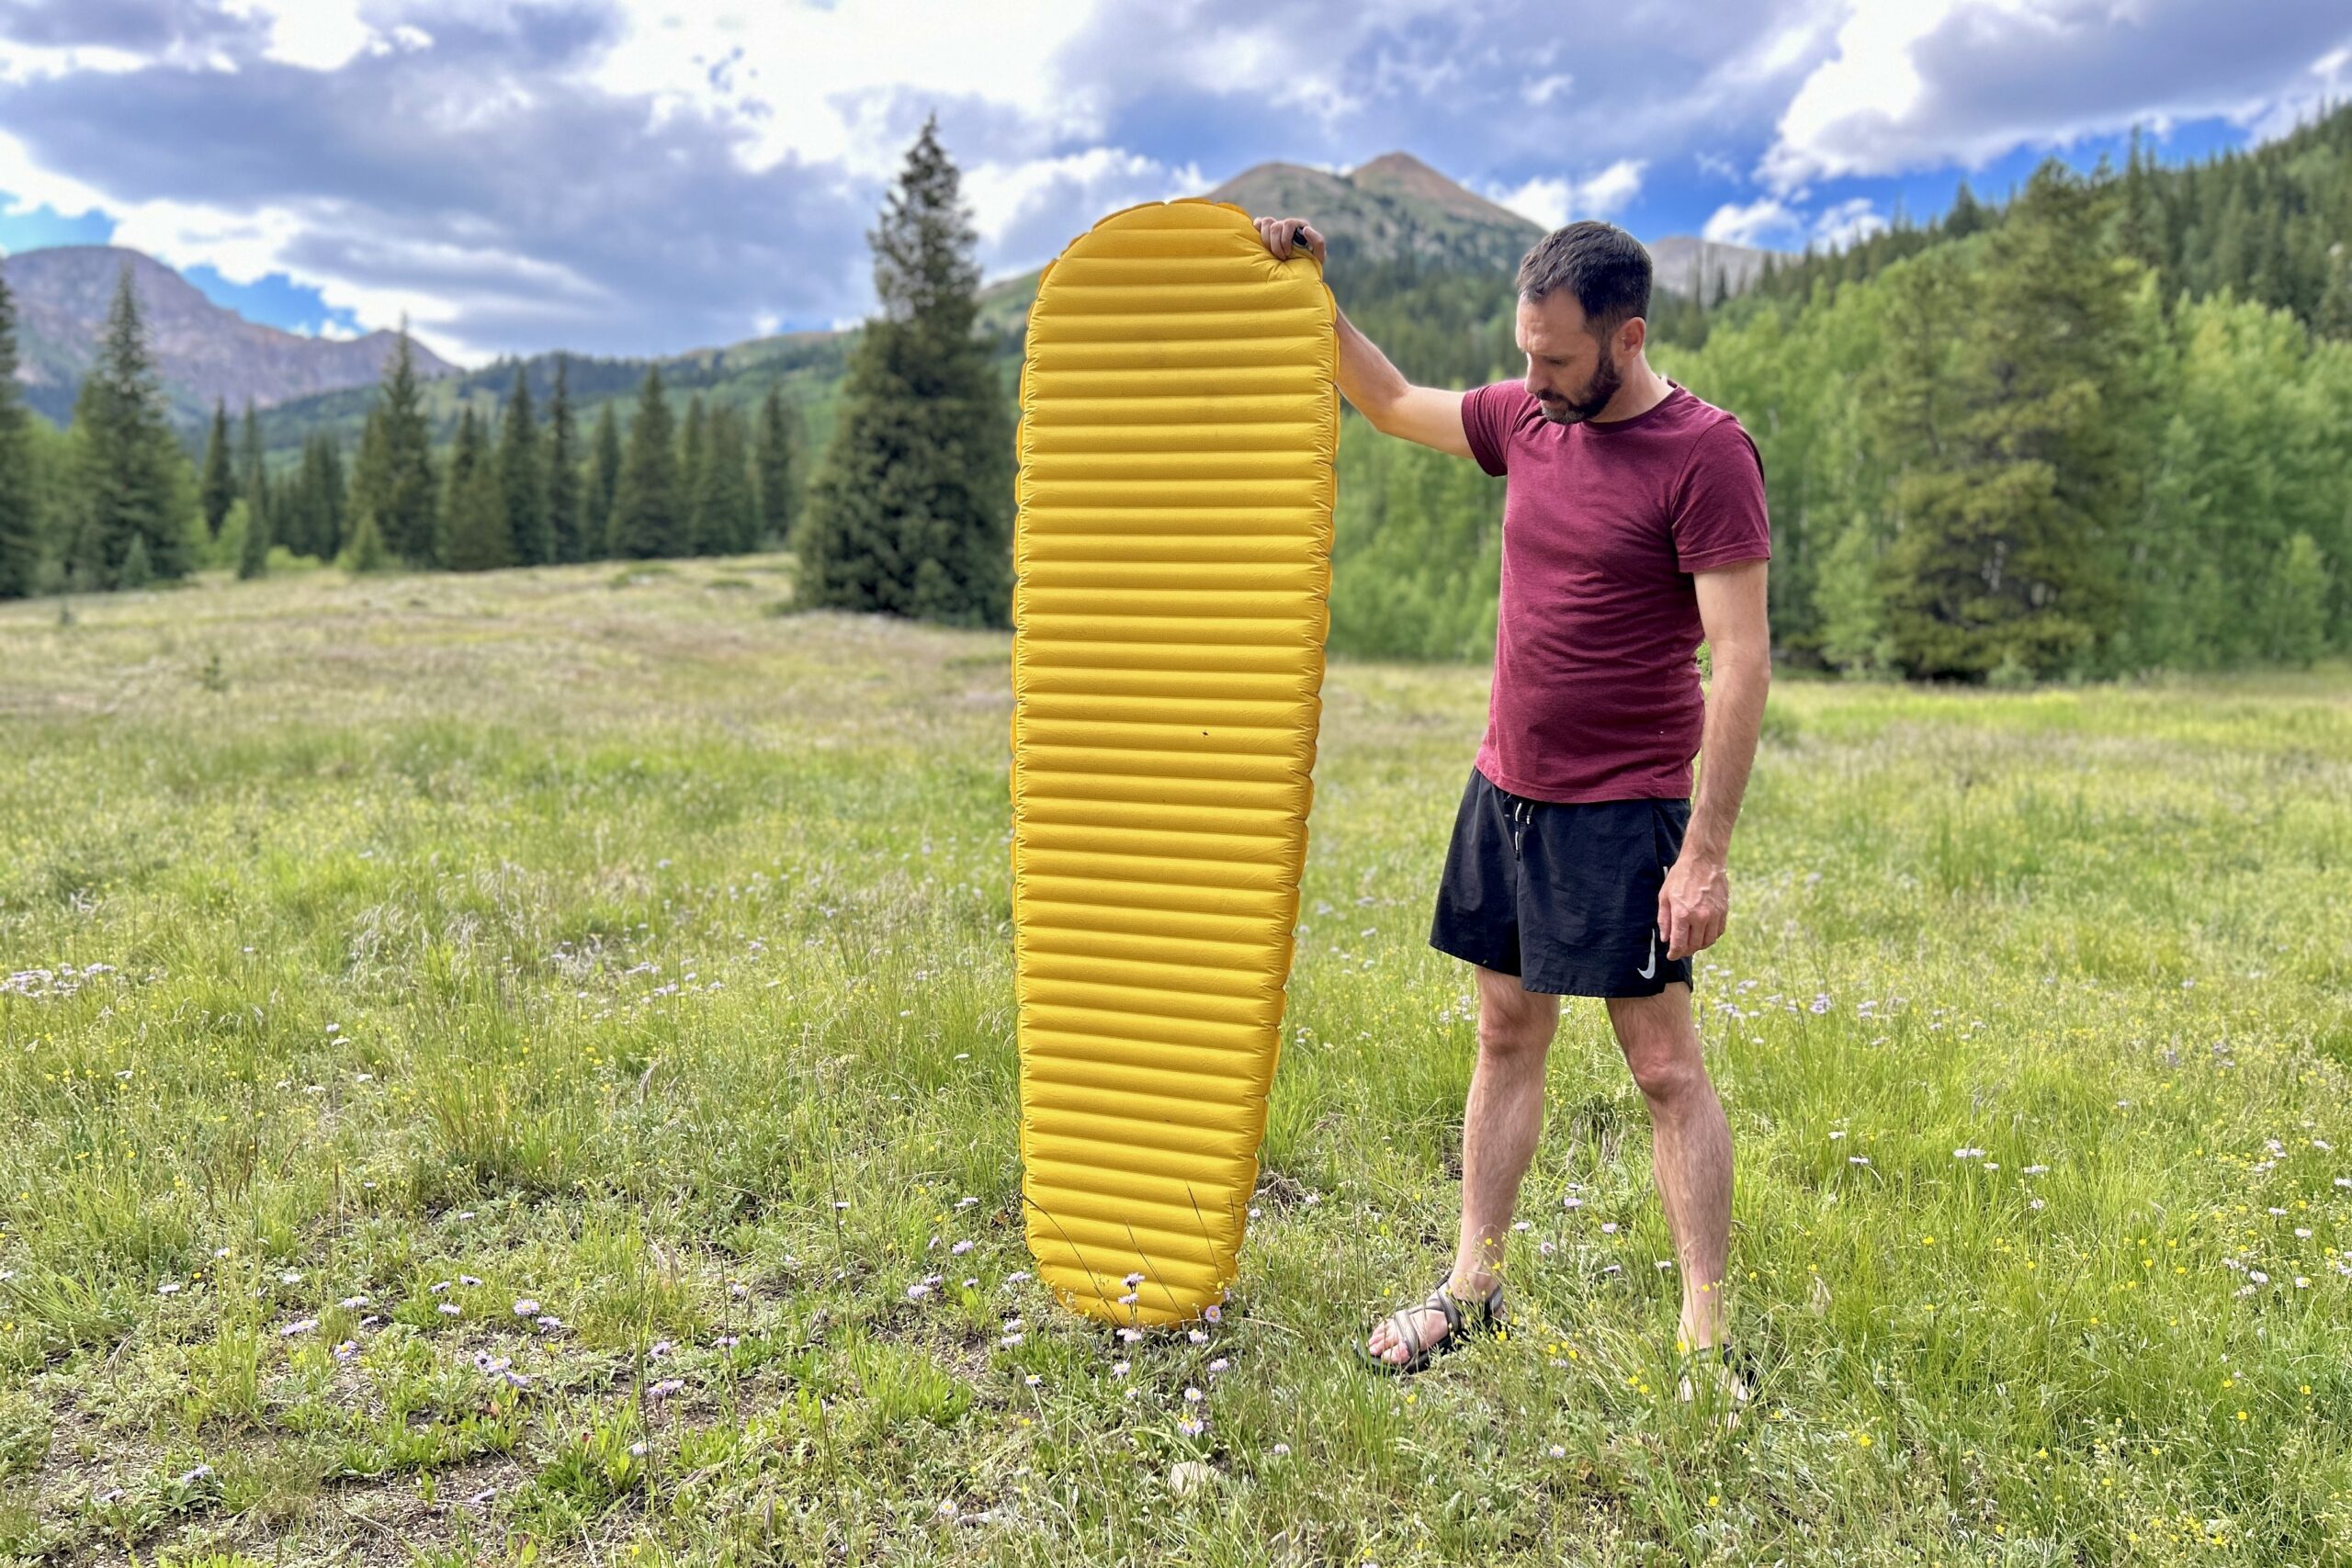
[1460,378,1770,804]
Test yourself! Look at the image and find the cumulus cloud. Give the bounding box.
[965,148,1207,274]
[1488,159,1647,229]
[1762,0,2352,193]
[1702,197,1801,247]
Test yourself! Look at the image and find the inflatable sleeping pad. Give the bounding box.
[1011,198,1339,1327]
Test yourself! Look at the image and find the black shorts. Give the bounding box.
[1428,766,1694,998]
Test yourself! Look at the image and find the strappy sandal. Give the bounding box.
[1675,1343,1759,1426]
[1357,1277,1505,1375]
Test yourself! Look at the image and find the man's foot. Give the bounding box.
[1675,1343,1756,1427]
[1361,1275,1504,1373]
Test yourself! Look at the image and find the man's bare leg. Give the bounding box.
[1367,964,1557,1365]
[1604,983,1732,1350]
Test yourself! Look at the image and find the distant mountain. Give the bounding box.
[976,151,1781,336]
[0,245,456,431]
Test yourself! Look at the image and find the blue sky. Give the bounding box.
[0,1,2343,367]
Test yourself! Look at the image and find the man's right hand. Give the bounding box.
[1253,216,1327,265]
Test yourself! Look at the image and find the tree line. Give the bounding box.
[0,265,808,594]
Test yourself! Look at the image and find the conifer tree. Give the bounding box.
[546,355,583,562]
[349,406,391,557]
[499,365,552,565]
[440,404,512,571]
[0,270,35,599]
[695,403,759,556]
[237,400,266,555]
[1874,163,2141,678]
[611,367,683,558]
[238,470,270,579]
[679,392,709,553]
[753,383,799,548]
[588,400,622,558]
[199,398,236,538]
[378,321,437,565]
[70,264,187,586]
[796,114,1012,625]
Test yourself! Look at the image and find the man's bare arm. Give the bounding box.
[1254,216,1472,460]
[1657,558,1771,961]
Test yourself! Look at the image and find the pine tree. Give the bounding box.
[753,383,799,548]
[499,365,552,565]
[70,264,187,587]
[199,399,236,538]
[440,404,512,571]
[1876,163,2143,678]
[339,504,391,573]
[0,270,36,599]
[349,406,391,558]
[378,322,438,565]
[546,355,583,562]
[611,367,683,558]
[696,404,759,556]
[237,400,267,558]
[796,114,1012,625]
[588,400,622,558]
[679,392,709,554]
[237,468,270,579]
[317,432,345,557]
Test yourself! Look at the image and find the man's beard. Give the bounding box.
[1535,347,1623,425]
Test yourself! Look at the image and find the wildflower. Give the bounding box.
[1849,1156,1871,1166]
[1178,1417,1206,1437]
[176,1464,213,1488]
[1000,1332,1024,1347]
[459,1274,482,1287]
[339,1294,369,1310]
[430,1280,452,1295]
[1209,1357,1230,1373]
[1025,1373,1044,1387]
[957,1196,979,1207]
[157,1280,184,1296]
[438,1303,460,1317]
[907,1283,933,1301]
[333,1340,359,1360]
[1954,1147,1986,1160]
[1184,1386,1204,1403]
[1124,1271,1146,1287]
[1006,1270,1033,1284]
[1600,1223,1619,1234]
[280,1317,319,1337]
[1188,1328,1209,1344]
[1272,1442,1291,1457]
[1203,1304,1221,1324]
[280,1269,304,1285]
[952,1240,975,1256]
[648,1378,683,1400]
[1118,1326,1143,1342]
[513,1298,539,1316]
[1113,1360,1131,1377]
[629,1441,649,1458]
[468,1487,496,1506]
[536,1314,566,1332]
[650,1340,673,1360]
[1548,1444,1566,1459]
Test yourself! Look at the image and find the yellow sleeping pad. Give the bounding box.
[1011,198,1338,1328]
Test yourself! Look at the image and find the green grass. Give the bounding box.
[2,557,2348,1566]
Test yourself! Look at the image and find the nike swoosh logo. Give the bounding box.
[1637,931,1657,981]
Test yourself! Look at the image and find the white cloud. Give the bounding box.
[1702,197,1801,247]
[1523,71,1573,106]
[1488,158,1646,230]
[1811,196,1886,249]
[1762,0,2352,194]
[585,0,1110,183]
[220,0,375,73]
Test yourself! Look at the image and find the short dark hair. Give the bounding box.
[1515,221,1652,340]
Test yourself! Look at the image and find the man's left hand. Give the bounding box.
[1658,852,1730,962]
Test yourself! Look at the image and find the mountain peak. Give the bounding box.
[1,243,456,428]
[1346,151,1539,231]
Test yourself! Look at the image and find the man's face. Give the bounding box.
[1517,291,1626,426]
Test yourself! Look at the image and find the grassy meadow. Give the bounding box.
[1,557,2348,1566]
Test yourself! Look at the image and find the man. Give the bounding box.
[1252,215,1771,1406]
